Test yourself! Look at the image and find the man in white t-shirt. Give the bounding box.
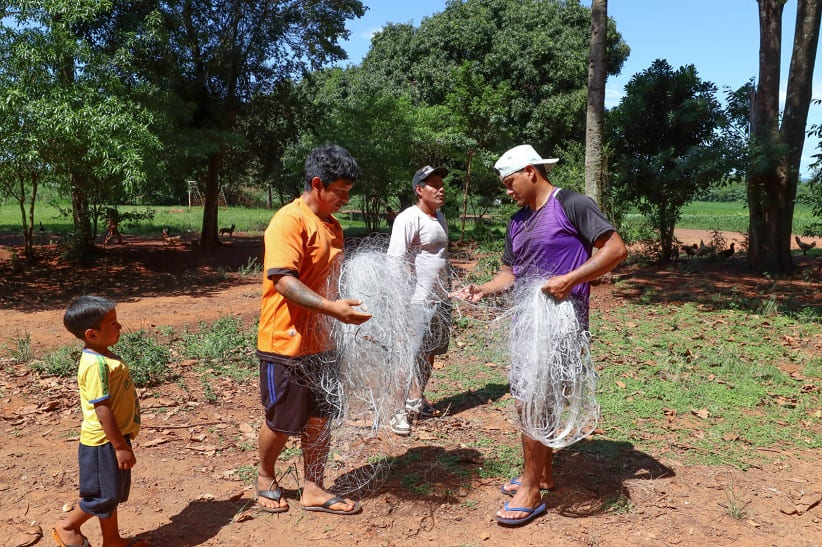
[387,165,451,435]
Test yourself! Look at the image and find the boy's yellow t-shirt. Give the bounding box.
[77,349,141,446]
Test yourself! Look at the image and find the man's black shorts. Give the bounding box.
[259,353,337,435]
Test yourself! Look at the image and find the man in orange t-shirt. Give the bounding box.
[255,145,372,515]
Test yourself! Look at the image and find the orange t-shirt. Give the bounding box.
[257,197,344,357]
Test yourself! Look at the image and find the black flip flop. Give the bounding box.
[255,477,288,513]
[302,496,362,515]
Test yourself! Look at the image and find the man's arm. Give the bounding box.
[450,265,515,302]
[541,230,627,300]
[94,400,136,470]
[274,275,371,325]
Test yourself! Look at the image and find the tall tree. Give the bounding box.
[145,0,364,249]
[360,0,629,159]
[608,60,729,263]
[0,1,157,257]
[747,0,822,272]
[584,0,608,205]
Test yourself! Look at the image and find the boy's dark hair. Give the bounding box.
[64,295,116,340]
[303,144,360,191]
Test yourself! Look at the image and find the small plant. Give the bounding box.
[6,333,33,364]
[200,375,217,403]
[603,494,633,514]
[115,330,174,387]
[32,345,80,377]
[237,256,262,276]
[722,486,748,520]
[401,474,431,495]
[234,464,257,485]
[181,316,257,379]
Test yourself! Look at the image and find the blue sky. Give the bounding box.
[336,0,821,177]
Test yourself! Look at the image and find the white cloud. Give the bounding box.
[359,27,383,40]
[604,86,625,109]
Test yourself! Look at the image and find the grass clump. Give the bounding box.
[31,346,80,377]
[5,334,33,364]
[115,330,175,387]
[180,316,257,381]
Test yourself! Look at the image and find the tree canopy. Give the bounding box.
[607,59,729,263]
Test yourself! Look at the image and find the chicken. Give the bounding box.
[681,243,698,258]
[162,227,182,246]
[697,239,715,257]
[795,236,816,256]
[719,242,735,258]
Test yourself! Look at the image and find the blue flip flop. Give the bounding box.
[500,476,522,496]
[494,501,547,526]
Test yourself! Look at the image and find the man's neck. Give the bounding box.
[301,192,329,221]
[417,200,436,217]
[530,182,556,211]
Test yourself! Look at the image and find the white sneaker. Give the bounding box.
[390,411,411,436]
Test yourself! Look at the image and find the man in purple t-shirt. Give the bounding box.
[453,144,627,526]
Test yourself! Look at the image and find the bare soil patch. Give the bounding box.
[1,231,821,546]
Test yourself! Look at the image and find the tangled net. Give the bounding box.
[507,278,599,448]
[285,234,448,495]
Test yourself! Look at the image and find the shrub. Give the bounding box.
[115,330,174,387]
[32,346,81,377]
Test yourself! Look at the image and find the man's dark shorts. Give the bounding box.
[259,353,338,435]
[78,436,132,518]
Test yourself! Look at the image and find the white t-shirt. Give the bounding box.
[387,205,449,303]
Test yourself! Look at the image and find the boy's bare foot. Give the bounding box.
[255,473,289,512]
[52,524,89,547]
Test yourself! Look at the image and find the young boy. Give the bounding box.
[53,295,148,547]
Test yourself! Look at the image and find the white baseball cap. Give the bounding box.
[494,145,559,179]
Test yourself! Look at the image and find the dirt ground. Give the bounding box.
[1,230,821,547]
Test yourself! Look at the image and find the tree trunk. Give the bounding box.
[460,148,474,241]
[748,0,821,273]
[200,152,223,250]
[584,0,607,205]
[70,173,95,253]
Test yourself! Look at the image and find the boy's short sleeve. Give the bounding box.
[264,209,304,279]
[78,354,111,405]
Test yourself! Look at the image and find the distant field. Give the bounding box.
[0,200,815,237]
[624,200,814,234]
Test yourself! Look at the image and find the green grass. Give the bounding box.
[592,300,821,467]
[620,200,815,234]
[0,202,374,236]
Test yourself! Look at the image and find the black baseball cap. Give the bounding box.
[412,165,448,191]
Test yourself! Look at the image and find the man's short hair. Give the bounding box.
[64,295,116,340]
[304,145,360,191]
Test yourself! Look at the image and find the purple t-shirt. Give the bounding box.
[502,188,615,326]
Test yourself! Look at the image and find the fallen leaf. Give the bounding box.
[479,532,491,540]
[143,437,171,448]
[722,432,739,442]
[11,524,42,547]
[190,433,207,442]
[238,422,255,436]
[615,380,626,389]
[691,408,710,419]
[234,509,256,522]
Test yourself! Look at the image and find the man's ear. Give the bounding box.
[310,176,324,192]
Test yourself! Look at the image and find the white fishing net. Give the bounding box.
[291,234,450,495]
[507,278,599,448]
